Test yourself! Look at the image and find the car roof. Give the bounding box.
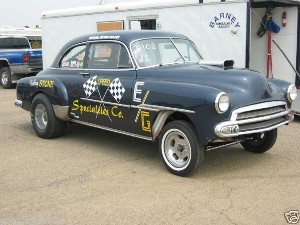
[69,30,187,46]
[52,30,189,68]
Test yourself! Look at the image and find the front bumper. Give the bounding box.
[215,101,294,138]
[15,99,22,108]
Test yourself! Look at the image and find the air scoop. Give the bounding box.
[198,60,235,70]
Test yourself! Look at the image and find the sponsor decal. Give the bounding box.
[133,81,145,103]
[39,80,54,88]
[89,35,120,40]
[29,79,38,87]
[71,100,123,119]
[141,111,151,132]
[73,76,126,122]
[97,78,110,86]
[135,90,151,133]
[209,12,241,29]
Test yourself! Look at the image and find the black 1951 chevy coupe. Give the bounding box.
[15,30,297,176]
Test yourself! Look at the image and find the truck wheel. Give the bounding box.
[241,129,277,153]
[0,67,13,89]
[31,94,66,139]
[159,120,204,176]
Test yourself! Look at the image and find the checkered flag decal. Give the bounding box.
[108,78,125,103]
[83,76,97,98]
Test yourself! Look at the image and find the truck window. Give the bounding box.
[0,37,30,49]
[0,38,10,49]
[14,38,30,49]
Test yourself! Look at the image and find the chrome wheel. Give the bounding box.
[162,128,191,170]
[35,103,48,130]
[31,94,66,139]
[1,71,8,85]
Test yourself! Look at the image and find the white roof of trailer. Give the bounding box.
[41,0,248,19]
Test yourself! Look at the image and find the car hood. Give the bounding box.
[137,64,284,107]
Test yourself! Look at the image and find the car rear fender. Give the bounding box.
[28,77,70,121]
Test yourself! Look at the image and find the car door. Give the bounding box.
[54,43,88,116]
[71,41,136,132]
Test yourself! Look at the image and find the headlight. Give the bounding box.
[287,84,297,102]
[215,92,229,113]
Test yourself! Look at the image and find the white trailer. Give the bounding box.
[41,0,300,111]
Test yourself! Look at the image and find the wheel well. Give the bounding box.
[30,91,45,108]
[153,111,198,140]
[166,112,193,125]
[0,60,9,70]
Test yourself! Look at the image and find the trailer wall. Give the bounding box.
[41,1,248,68]
[250,6,298,83]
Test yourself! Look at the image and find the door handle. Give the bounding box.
[80,72,90,78]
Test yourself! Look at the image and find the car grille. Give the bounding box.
[236,105,286,120]
[236,105,288,132]
[215,101,293,138]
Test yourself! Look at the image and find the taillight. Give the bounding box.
[23,54,29,63]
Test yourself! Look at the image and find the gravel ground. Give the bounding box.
[0,87,299,225]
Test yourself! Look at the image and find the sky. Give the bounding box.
[0,0,136,28]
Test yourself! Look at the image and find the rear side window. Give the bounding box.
[59,45,86,69]
[0,37,30,49]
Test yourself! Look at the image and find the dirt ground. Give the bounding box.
[0,87,299,225]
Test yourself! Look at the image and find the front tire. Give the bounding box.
[159,120,204,176]
[31,94,66,139]
[0,67,13,89]
[241,129,277,153]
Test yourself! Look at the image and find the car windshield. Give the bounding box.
[131,38,202,68]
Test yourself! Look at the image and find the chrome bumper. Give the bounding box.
[15,99,23,108]
[215,101,294,138]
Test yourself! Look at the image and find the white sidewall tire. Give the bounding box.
[159,120,204,176]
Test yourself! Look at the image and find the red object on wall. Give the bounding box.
[282,11,287,27]
[267,31,272,78]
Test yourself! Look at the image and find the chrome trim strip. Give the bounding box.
[152,110,173,140]
[214,92,228,114]
[135,104,196,113]
[52,105,70,121]
[81,98,131,108]
[207,140,243,151]
[287,84,297,102]
[70,119,153,141]
[80,98,195,113]
[215,119,291,138]
[231,101,287,120]
[219,110,289,127]
[15,99,22,107]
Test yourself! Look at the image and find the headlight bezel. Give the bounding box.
[215,92,230,114]
[287,84,297,102]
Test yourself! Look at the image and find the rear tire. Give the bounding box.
[159,120,204,176]
[0,67,13,89]
[31,94,66,139]
[241,129,277,153]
